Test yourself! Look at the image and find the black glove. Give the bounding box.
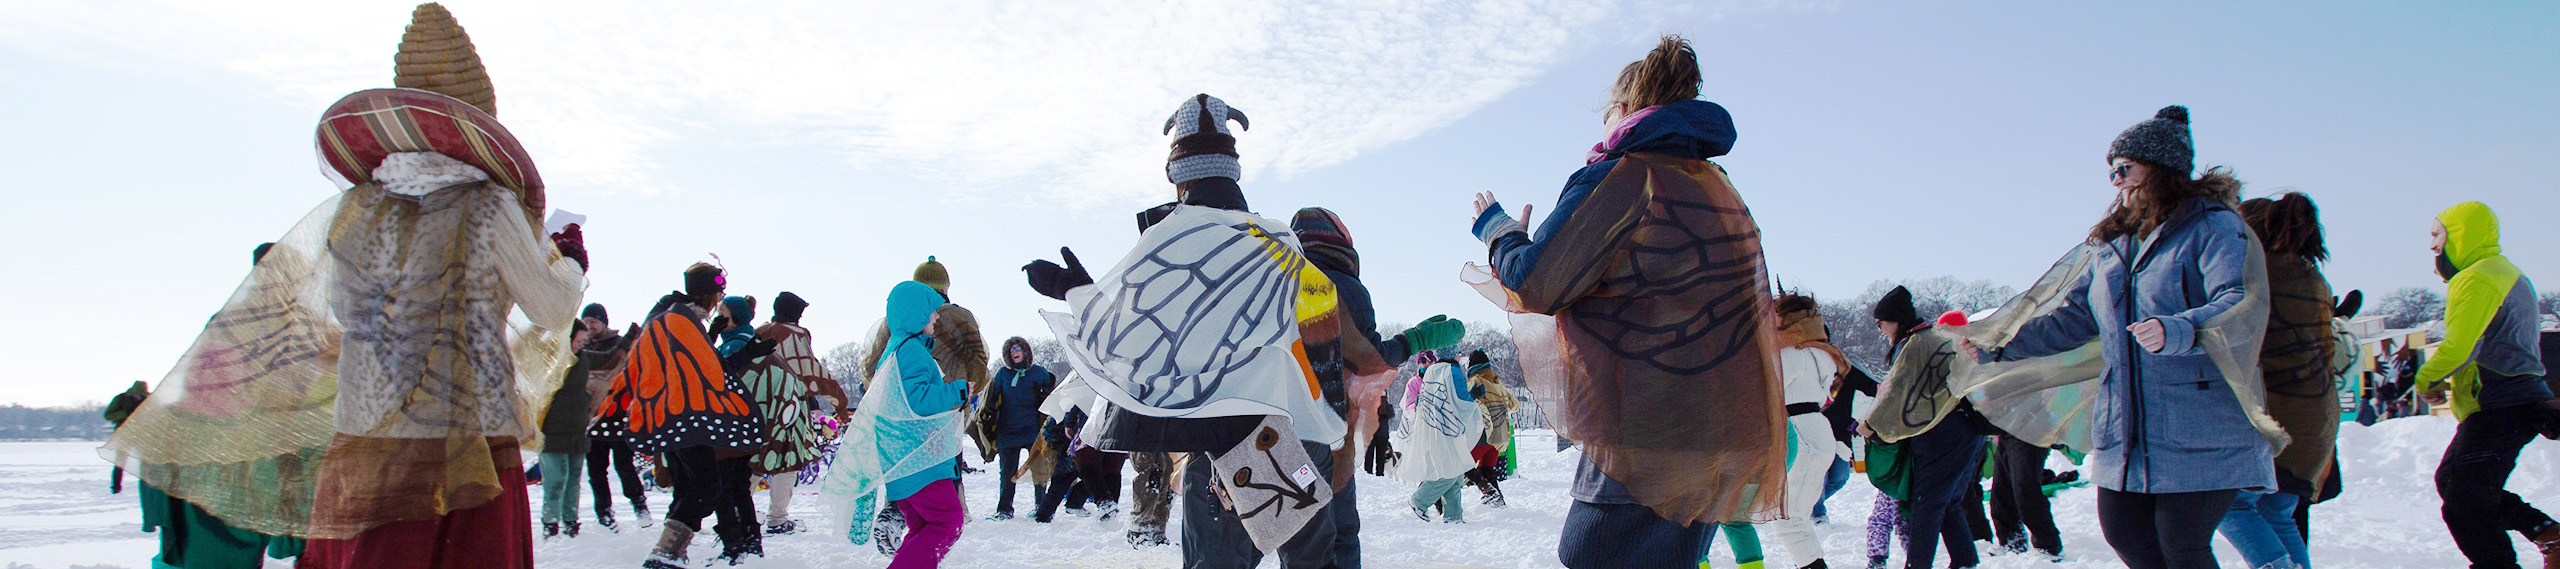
[1022,247,1095,301]
[723,338,781,371]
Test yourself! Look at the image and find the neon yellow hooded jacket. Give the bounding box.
[2415,202,2551,419]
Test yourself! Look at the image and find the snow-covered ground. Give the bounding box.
[3,419,2547,568]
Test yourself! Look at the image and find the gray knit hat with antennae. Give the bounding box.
[1164,94,1250,184]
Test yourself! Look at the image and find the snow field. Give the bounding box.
[0,419,2546,568]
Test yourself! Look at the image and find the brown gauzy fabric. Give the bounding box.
[2261,255,2339,494]
[1465,152,1785,525]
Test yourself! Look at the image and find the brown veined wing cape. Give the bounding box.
[1464,153,1784,525]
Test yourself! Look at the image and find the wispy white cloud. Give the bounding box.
[5,0,1663,207]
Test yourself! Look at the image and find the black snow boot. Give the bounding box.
[1800,560,1828,569]
[566,520,581,538]
[597,508,620,532]
[543,522,560,539]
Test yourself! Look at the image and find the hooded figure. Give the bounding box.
[1395,362,1485,523]
[106,7,588,569]
[984,335,1058,519]
[2417,202,2560,568]
[821,281,970,567]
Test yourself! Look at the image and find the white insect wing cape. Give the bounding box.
[819,349,966,546]
[1393,363,1484,483]
[1039,205,1343,445]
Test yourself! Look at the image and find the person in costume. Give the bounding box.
[2210,193,2340,569]
[1461,35,1785,569]
[704,294,779,562]
[2414,201,2560,569]
[1292,205,1462,567]
[1861,288,1987,569]
[734,292,848,536]
[1760,292,1849,569]
[1024,95,1459,568]
[1861,289,1919,569]
[1462,351,1518,508]
[1966,106,2275,569]
[579,303,651,532]
[1365,391,1397,477]
[861,257,992,504]
[604,262,767,568]
[1125,451,1177,547]
[1396,357,1484,524]
[119,246,308,569]
[986,336,1059,520]
[823,281,971,568]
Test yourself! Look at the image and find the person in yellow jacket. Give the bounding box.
[2417,201,2560,569]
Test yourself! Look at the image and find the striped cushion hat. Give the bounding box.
[316,88,544,222]
[1163,94,1250,184]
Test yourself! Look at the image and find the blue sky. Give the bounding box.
[4,0,2553,407]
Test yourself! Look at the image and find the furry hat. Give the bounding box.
[1164,94,1250,184]
[1872,285,1919,330]
[2109,105,2194,174]
[913,256,950,293]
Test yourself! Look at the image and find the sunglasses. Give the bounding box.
[2109,163,2135,182]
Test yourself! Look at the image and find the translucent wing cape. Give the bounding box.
[1934,241,2288,454]
[1391,363,1483,484]
[820,349,967,545]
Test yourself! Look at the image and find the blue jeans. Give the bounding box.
[1817,457,1852,520]
[2216,491,2307,569]
[538,452,585,524]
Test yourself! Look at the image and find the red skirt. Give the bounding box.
[297,445,533,569]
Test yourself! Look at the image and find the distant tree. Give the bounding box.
[2376,286,2447,329]
[1816,277,2017,374]
[2540,291,2560,319]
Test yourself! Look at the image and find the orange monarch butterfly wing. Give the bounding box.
[621,312,763,454]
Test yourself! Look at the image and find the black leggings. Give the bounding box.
[2438,403,2558,568]
[2096,487,2237,569]
[665,447,755,533]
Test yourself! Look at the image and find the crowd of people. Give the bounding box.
[88,3,2557,569]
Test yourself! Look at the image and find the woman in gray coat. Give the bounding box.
[1973,106,2270,569]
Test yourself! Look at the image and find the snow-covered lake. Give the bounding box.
[1,421,2543,568]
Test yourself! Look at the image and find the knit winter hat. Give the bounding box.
[772,292,808,323]
[2108,105,2194,174]
[1291,207,1360,276]
[1164,94,1250,184]
[722,296,757,325]
[581,303,609,323]
[683,263,724,298]
[1872,285,1920,329]
[913,256,950,292]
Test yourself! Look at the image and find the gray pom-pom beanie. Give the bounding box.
[2108,105,2193,173]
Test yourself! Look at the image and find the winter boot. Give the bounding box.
[566,520,581,538]
[1799,560,1828,569]
[642,520,696,569]
[874,507,905,556]
[544,522,560,539]
[986,510,1015,521]
[710,523,750,566]
[635,503,656,528]
[1126,525,1169,548]
[1094,500,1118,521]
[1865,556,1888,569]
[598,508,620,532]
[1411,504,1432,522]
[764,519,801,535]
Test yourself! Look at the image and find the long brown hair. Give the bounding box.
[2090,163,2242,241]
[2240,192,2327,263]
[1613,35,1701,111]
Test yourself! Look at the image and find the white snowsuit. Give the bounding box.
[1764,345,1849,565]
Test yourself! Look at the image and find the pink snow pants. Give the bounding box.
[890,479,964,569]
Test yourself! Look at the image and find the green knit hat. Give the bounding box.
[913,256,950,292]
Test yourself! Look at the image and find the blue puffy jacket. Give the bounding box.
[1996,197,2276,494]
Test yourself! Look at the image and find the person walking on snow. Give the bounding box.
[822,281,973,569]
[2210,193,2342,569]
[735,292,849,536]
[1463,351,1519,508]
[986,336,1058,520]
[578,304,651,533]
[1464,35,1786,569]
[2417,201,2560,569]
[1396,357,1484,524]
[609,264,768,569]
[1762,292,1849,569]
[1966,106,2280,569]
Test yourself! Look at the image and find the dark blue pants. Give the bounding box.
[1559,500,1708,569]
[1901,419,1986,569]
